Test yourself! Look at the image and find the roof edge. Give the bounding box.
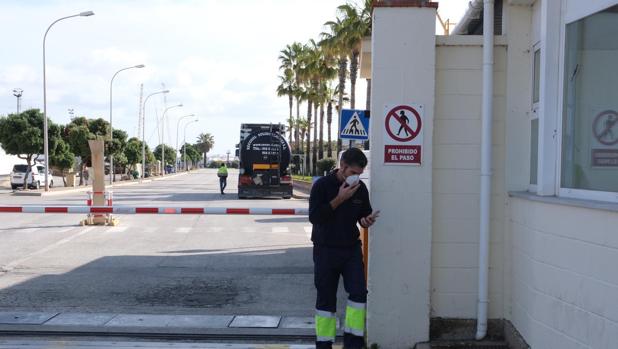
[373,0,439,9]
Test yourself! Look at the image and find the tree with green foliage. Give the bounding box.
[49,125,75,186]
[154,144,176,166]
[65,117,110,185]
[0,109,47,188]
[196,133,214,167]
[108,129,128,181]
[180,143,202,169]
[124,137,143,173]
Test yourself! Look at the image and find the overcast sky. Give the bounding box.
[0,0,468,156]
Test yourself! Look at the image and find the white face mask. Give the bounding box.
[345,174,360,186]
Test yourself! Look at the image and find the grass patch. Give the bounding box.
[292,175,313,183]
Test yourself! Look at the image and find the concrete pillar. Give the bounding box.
[88,139,106,224]
[368,2,437,347]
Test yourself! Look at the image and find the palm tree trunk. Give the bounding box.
[288,94,293,146]
[337,56,347,155]
[366,78,371,110]
[327,101,333,158]
[350,51,359,109]
[319,103,325,160]
[295,97,301,153]
[365,78,371,150]
[312,102,318,174]
[306,101,312,176]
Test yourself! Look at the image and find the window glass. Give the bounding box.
[533,49,541,104]
[530,119,538,185]
[561,6,618,193]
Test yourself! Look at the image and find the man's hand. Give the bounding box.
[360,210,380,228]
[330,182,360,209]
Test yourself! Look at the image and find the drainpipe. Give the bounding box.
[477,0,494,341]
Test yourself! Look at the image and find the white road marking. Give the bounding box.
[174,227,191,233]
[1,226,96,272]
[206,226,223,233]
[242,226,257,233]
[272,226,289,233]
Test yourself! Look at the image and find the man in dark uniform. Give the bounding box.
[309,148,379,349]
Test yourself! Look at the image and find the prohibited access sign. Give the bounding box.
[383,104,423,165]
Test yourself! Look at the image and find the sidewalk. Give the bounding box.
[292,181,311,200]
[10,172,189,197]
[0,310,340,342]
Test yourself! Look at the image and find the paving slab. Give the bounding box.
[0,312,58,325]
[279,316,340,329]
[229,315,281,328]
[104,314,174,327]
[43,312,116,326]
[165,315,233,328]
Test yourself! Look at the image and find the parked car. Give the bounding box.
[10,164,54,190]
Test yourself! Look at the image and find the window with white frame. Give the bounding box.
[530,46,540,186]
[561,5,618,195]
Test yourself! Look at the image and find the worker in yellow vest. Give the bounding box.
[217,163,228,195]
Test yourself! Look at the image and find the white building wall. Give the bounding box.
[431,37,508,319]
[0,148,22,175]
[509,198,618,348]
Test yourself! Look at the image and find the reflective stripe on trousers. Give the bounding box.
[315,309,336,342]
[344,299,366,337]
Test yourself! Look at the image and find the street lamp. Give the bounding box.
[141,90,170,180]
[43,10,94,191]
[175,113,196,172]
[160,103,182,175]
[183,119,198,171]
[109,64,145,185]
[12,88,23,114]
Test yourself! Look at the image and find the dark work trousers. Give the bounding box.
[219,176,227,194]
[314,244,367,349]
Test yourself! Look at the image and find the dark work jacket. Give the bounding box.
[309,170,372,247]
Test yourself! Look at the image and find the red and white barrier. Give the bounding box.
[0,206,308,215]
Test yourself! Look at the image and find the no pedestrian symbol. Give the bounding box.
[593,110,618,146]
[383,104,423,165]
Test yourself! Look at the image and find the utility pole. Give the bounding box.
[137,84,143,138]
[12,88,23,114]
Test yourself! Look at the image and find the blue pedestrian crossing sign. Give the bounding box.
[340,109,370,140]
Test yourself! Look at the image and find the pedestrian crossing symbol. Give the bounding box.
[340,109,370,140]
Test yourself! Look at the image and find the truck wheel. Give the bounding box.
[11,184,17,190]
[283,196,291,199]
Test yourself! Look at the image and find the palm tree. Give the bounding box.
[321,17,349,155]
[277,69,295,146]
[195,133,214,168]
[337,1,372,110]
[279,42,306,155]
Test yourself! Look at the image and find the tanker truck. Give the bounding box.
[236,123,292,199]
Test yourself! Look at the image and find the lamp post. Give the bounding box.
[12,88,23,114]
[109,64,145,185]
[183,119,198,171]
[175,114,195,172]
[141,90,169,180]
[43,11,94,192]
[160,104,182,175]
